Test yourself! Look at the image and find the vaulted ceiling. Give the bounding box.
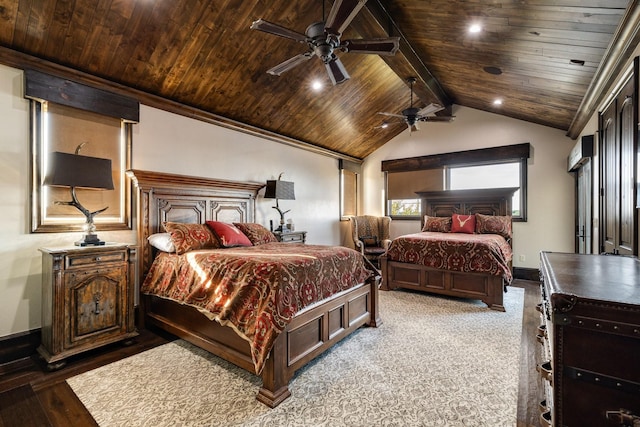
[0,1,637,161]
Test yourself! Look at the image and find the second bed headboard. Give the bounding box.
[416,187,518,223]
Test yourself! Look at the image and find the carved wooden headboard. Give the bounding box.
[127,169,264,282]
[416,187,518,224]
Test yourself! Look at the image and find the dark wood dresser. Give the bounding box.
[537,252,640,426]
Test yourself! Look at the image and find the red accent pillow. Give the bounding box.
[206,221,252,247]
[162,222,220,255]
[233,222,277,245]
[422,215,451,232]
[451,213,476,234]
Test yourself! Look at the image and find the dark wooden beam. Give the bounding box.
[357,0,453,109]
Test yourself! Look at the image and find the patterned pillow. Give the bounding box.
[206,221,253,247]
[422,215,452,232]
[451,213,476,234]
[233,222,277,245]
[162,222,220,255]
[475,213,512,239]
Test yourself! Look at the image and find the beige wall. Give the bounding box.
[362,105,577,269]
[0,64,342,338]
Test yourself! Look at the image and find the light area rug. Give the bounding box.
[68,288,524,427]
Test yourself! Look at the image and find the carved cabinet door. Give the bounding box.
[64,264,127,349]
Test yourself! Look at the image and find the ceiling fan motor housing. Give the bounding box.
[306,22,339,64]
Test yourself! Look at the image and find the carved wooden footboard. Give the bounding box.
[128,169,381,407]
[380,255,506,311]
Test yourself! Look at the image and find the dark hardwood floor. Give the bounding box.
[0,280,541,427]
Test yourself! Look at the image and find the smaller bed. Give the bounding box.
[381,188,516,311]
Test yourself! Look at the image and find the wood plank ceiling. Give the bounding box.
[0,0,634,160]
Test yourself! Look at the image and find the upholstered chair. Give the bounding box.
[348,215,392,268]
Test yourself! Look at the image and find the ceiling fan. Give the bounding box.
[250,0,400,85]
[379,77,455,132]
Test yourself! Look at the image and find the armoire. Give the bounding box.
[599,57,638,256]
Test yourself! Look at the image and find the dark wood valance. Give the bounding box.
[24,69,139,122]
[381,143,530,172]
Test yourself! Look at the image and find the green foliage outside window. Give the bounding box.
[390,199,420,216]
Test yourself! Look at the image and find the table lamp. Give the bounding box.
[44,144,114,246]
[264,173,295,232]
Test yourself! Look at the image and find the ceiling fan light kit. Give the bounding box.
[250,0,399,85]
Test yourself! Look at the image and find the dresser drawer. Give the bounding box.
[66,250,127,268]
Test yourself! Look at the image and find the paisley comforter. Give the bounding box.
[385,232,513,283]
[142,243,372,374]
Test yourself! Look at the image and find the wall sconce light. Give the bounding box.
[44,143,114,246]
[264,173,295,232]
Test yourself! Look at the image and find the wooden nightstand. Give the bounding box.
[38,244,138,370]
[274,230,307,243]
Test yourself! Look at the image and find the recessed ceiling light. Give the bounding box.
[311,79,323,91]
[469,23,482,34]
[493,99,503,106]
[483,66,502,75]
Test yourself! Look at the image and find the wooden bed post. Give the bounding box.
[257,333,291,408]
[380,255,391,291]
[369,274,383,327]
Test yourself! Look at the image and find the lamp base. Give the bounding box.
[75,233,106,247]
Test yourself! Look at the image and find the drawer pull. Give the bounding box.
[537,361,553,384]
[537,324,547,337]
[95,256,102,262]
[93,292,102,315]
[540,410,552,427]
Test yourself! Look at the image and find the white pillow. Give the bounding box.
[148,232,176,253]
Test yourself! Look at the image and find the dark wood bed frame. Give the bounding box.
[128,169,381,407]
[380,188,517,311]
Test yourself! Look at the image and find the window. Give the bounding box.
[382,143,530,221]
[339,160,361,219]
[447,161,524,218]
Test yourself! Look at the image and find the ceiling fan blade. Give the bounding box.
[267,52,315,76]
[418,115,456,122]
[417,103,444,116]
[378,112,405,118]
[342,38,400,56]
[250,19,307,43]
[325,57,350,85]
[325,0,368,35]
